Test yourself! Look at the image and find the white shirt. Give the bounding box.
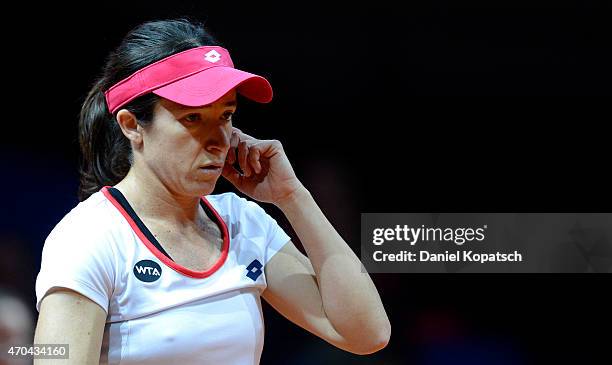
[35,186,291,365]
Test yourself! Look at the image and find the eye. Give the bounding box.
[183,113,202,123]
[222,111,234,121]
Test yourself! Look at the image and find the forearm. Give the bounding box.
[276,186,391,351]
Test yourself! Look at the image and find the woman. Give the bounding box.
[33,19,390,364]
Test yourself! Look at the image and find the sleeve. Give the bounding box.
[35,218,116,314]
[238,196,292,265]
[262,209,292,264]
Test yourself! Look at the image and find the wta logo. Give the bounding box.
[133,260,162,282]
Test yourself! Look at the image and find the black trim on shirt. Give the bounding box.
[106,187,175,260]
[106,188,222,263]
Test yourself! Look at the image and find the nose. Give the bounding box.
[203,123,231,155]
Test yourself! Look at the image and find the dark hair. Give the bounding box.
[78,19,221,201]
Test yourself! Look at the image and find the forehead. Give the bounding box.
[159,89,237,112]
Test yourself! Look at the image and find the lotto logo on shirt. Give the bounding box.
[133,260,162,282]
[246,259,263,281]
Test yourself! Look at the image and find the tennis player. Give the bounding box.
[33,18,390,364]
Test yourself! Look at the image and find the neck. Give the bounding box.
[113,165,204,228]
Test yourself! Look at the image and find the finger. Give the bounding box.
[227,129,240,165]
[226,144,236,165]
[230,129,240,149]
[238,140,252,177]
[232,126,256,141]
[248,147,261,174]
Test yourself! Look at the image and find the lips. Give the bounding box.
[199,162,224,175]
[199,162,224,169]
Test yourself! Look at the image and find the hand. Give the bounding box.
[222,127,305,206]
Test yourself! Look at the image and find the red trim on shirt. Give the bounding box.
[101,186,229,279]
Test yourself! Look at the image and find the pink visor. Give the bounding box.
[104,46,273,114]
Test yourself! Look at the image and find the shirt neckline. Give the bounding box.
[101,186,230,279]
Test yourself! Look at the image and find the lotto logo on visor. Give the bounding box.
[104,46,273,114]
[204,49,221,63]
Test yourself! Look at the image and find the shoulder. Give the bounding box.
[43,191,119,254]
[204,192,267,217]
[204,192,279,239]
[36,191,119,313]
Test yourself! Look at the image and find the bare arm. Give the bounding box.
[34,289,106,365]
[222,129,391,354]
[263,188,391,355]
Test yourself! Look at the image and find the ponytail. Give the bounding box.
[78,79,132,201]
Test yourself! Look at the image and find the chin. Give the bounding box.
[191,179,218,197]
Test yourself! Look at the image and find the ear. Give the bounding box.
[115,109,143,145]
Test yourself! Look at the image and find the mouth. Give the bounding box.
[199,163,224,171]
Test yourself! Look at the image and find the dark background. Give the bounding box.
[2,1,611,364]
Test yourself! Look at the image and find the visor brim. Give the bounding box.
[152,66,272,107]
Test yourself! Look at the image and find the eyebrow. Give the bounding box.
[175,100,237,110]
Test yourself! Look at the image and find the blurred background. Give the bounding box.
[1,1,611,364]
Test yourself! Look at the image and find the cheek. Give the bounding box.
[144,125,199,166]
[163,138,203,172]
